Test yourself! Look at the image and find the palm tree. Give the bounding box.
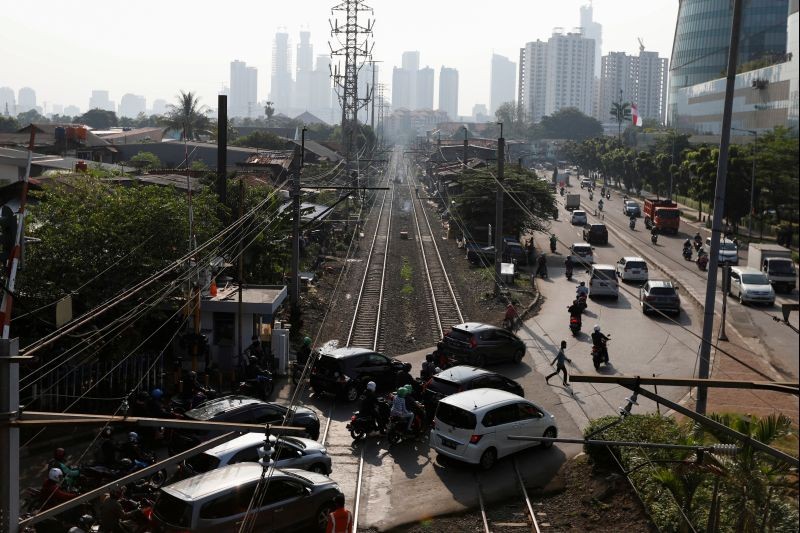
[610,101,631,143]
[164,91,209,141]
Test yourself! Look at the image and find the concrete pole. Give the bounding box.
[719,266,730,342]
[697,0,744,415]
[748,132,757,238]
[217,95,227,206]
[0,339,21,533]
[494,126,505,295]
[290,131,305,320]
[462,127,468,169]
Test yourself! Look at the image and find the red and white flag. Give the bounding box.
[631,103,643,127]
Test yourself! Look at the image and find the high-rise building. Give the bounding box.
[599,49,668,125]
[599,52,636,123]
[152,99,168,115]
[0,87,15,116]
[311,55,333,123]
[438,66,459,120]
[580,2,603,78]
[89,90,114,112]
[636,51,668,124]
[544,30,595,117]
[518,40,548,123]
[472,103,489,122]
[64,105,80,117]
[402,51,420,110]
[294,30,314,111]
[417,66,434,110]
[668,0,789,125]
[392,67,412,110]
[270,31,293,113]
[17,87,37,113]
[490,54,516,115]
[118,93,146,118]
[230,60,258,118]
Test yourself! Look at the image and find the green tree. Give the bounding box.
[0,115,20,132]
[128,151,162,172]
[610,101,631,142]
[753,126,799,225]
[231,130,286,150]
[264,101,275,122]
[494,102,528,139]
[163,91,209,140]
[451,166,556,239]
[682,146,717,221]
[16,109,48,127]
[539,107,603,141]
[77,108,118,129]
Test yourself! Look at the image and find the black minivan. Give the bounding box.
[310,347,405,401]
[439,323,526,367]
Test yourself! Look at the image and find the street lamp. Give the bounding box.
[731,127,757,238]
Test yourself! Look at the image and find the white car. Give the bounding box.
[588,264,619,299]
[616,257,649,282]
[571,210,588,225]
[183,432,332,476]
[570,242,594,266]
[728,267,775,305]
[707,237,739,266]
[431,389,557,470]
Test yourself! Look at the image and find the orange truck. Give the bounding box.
[643,198,680,234]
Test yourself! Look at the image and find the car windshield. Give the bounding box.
[626,201,639,207]
[186,453,221,473]
[741,274,769,285]
[720,242,737,251]
[435,403,477,430]
[447,327,473,342]
[649,287,676,295]
[768,261,796,274]
[626,261,647,269]
[153,493,193,527]
[573,246,590,254]
[592,269,616,280]
[573,211,586,217]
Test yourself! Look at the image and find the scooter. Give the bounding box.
[605,192,611,199]
[651,233,658,245]
[560,187,565,196]
[565,266,573,281]
[591,337,610,370]
[236,371,275,400]
[575,291,588,313]
[589,191,594,201]
[569,315,582,336]
[598,201,604,212]
[693,236,703,251]
[550,239,557,253]
[682,246,693,261]
[347,398,391,441]
[629,219,636,230]
[697,254,709,271]
[386,402,428,445]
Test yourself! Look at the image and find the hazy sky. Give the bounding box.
[1,0,678,117]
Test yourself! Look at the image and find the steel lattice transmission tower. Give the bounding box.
[329,0,374,168]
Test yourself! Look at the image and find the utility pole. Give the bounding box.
[237,178,245,366]
[376,84,386,149]
[494,124,505,296]
[697,0,744,415]
[290,129,306,320]
[462,127,468,169]
[216,95,227,205]
[330,0,374,172]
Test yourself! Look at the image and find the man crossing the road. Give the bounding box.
[545,341,572,387]
[326,493,353,533]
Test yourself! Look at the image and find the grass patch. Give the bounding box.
[401,257,413,294]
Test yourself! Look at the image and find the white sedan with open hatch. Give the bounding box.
[431,389,557,470]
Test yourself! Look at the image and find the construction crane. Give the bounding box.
[638,37,645,53]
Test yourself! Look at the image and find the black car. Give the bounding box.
[310,347,405,401]
[583,223,609,245]
[422,365,523,412]
[439,323,526,367]
[465,241,495,265]
[640,280,681,316]
[170,396,320,452]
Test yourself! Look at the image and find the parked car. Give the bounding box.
[430,389,557,470]
[152,464,341,532]
[707,238,740,266]
[183,432,332,477]
[423,366,523,414]
[569,243,594,266]
[640,280,681,316]
[310,347,405,401]
[502,239,528,265]
[583,223,608,245]
[465,242,495,265]
[588,264,619,299]
[439,323,526,368]
[615,257,649,282]
[623,200,641,217]
[171,396,320,452]
[571,210,588,225]
[728,267,775,305]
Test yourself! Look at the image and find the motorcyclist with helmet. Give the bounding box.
[394,362,414,389]
[121,432,148,464]
[390,387,414,432]
[591,325,610,363]
[67,514,95,533]
[41,468,77,509]
[564,255,574,279]
[99,487,139,533]
[297,336,313,367]
[49,447,80,488]
[576,281,589,298]
[420,353,436,381]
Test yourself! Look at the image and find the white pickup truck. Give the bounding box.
[747,243,797,293]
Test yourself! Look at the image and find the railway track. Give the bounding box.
[477,459,546,533]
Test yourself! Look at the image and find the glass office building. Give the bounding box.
[667,0,789,125]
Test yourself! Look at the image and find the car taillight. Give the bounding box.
[351,415,356,422]
[311,366,318,374]
[469,434,483,444]
[469,336,478,349]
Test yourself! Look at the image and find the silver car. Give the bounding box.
[152,464,341,532]
[184,432,332,476]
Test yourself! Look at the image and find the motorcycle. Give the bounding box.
[598,201,604,212]
[502,315,521,332]
[236,371,275,400]
[559,187,565,196]
[629,219,636,230]
[387,402,428,445]
[606,192,611,199]
[550,239,557,253]
[682,246,693,261]
[697,253,709,271]
[588,191,594,201]
[347,399,391,441]
[569,315,582,336]
[575,291,588,314]
[591,336,610,370]
[289,361,305,385]
[651,233,658,245]
[693,236,703,251]
[565,266,573,281]
[81,457,167,490]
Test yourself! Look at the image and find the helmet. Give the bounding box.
[425,353,433,363]
[79,515,95,528]
[366,381,376,392]
[54,447,66,460]
[594,325,601,332]
[118,458,133,470]
[102,427,112,438]
[189,371,197,379]
[403,385,413,395]
[580,282,586,287]
[151,388,163,400]
[402,362,412,373]
[249,355,259,364]
[303,336,312,346]
[48,468,63,482]
[128,432,139,443]
[397,388,407,398]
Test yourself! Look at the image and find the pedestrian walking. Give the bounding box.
[545,341,572,386]
[326,493,353,533]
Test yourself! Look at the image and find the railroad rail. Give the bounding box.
[477,459,545,532]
